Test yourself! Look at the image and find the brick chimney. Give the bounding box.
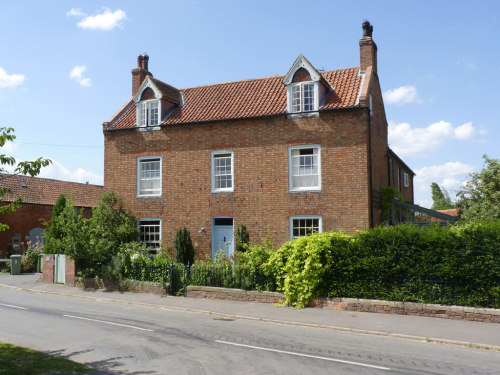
[359,21,377,74]
[131,54,152,97]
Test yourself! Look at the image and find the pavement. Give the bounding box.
[1,273,500,351]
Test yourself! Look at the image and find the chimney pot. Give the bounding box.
[143,54,149,72]
[137,54,144,68]
[362,20,373,38]
[359,20,377,74]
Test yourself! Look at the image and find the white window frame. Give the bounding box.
[403,172,409,188]
[138,218,162,252]
[288,145,321,192]
[137,99,160,127]
[289,215,322,240]
[137,156,162,197]
[211,151,234,193]
[287,82,319,113]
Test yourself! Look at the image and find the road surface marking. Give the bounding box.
[63,314,154,332]
[215,340,391,371]
[0,303,28,310]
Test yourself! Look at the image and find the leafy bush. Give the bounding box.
[258,222,500,308]
[43,194,66,254]
[235,224,250,252]
[23,241,44,272]
[86,191,137,270]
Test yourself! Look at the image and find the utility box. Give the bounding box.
[10,254,22,275]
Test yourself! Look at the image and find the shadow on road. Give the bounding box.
[46,348,156,374]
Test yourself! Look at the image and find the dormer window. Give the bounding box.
[291,82,316,113]
[283,55,331,115]
[138,100,159,127]
[133,76,182,129]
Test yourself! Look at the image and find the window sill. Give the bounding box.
[137,194,162,198]
[289,188,321,193]
[136,125,161,132]
[211,189,234,194]
[287,111,319,119]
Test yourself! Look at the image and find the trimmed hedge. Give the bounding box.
[265,222,500,308]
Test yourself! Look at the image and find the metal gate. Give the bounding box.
[54,254,66,284]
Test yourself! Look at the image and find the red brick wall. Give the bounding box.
[42,254,76,286]
[389,154,414,203]
[0,203,93,257]
[367,74,390,226]
[104,109,372,259]
[0,203,52,257]
[42,254,54,284]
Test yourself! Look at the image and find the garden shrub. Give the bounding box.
[175,226,195,265]
[267,232,351,308]
[260,222,500,308]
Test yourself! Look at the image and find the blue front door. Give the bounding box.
[212,218,234,259]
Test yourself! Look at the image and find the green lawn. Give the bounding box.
[0,342,92,375]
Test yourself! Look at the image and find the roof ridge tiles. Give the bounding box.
[178,66,360,91]
[1,173,103,188]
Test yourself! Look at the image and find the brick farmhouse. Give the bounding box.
[0,174,103,257]
[103,21,414,260]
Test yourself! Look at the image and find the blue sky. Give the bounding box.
[0,0,498,207]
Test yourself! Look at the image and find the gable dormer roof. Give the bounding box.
[283,54,332,89]
[133,75,181,104]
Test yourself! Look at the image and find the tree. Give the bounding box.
[42,191,137,272]
[43,194,67,254]
[430,182,456,210]
[457,155,500,222]
[87,191,138,269]
[0,127,51,230]
[175,226,194,265]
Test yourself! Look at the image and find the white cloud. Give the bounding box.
[0,67,25,88]
[38,160,103,185]
[388,120,478,157]
[0,156,102,185]
[69,65,92,87]
[69,7,126,30]
[414,161,474,208]
[0,141,18,155]
[66,8,85,17]
[383,85,421,105]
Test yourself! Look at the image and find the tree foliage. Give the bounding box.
[235,224,250,252]
[43,191,137,272]
[0,127,51,231]
[43,194,67,253]
[430,182,456,210]
[86,191,138,269]
[457,155,500,222]
[175,226,194,265]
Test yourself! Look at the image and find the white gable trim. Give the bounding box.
[133,76,163,103]
[283,54,322,85]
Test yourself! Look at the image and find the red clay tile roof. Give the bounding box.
[436,208,460,217]
[0,174,103,207]
[107,67,362,130]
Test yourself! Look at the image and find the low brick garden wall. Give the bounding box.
[187,285,282,304]
[187,285,500,323]
[308,297,500,323]
[75,278,169,295]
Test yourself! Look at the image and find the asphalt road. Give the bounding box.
[0,286,499,375]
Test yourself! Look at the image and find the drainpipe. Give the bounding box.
[368,108,374,228]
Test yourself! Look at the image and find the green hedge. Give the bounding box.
[264,222,500,308]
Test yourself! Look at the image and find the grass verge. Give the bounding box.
[0,342,92,375]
